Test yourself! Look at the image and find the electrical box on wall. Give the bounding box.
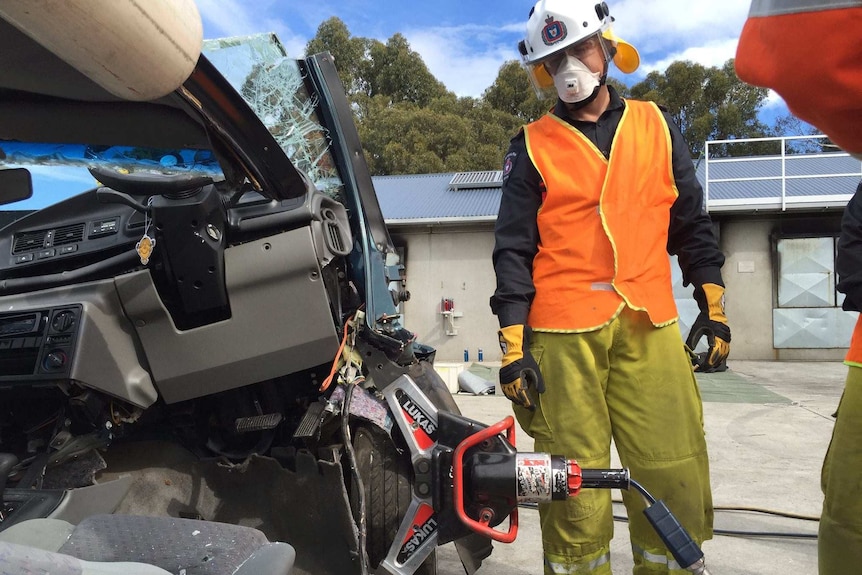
[440,297,462,335]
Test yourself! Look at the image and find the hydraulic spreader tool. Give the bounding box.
[380,375,712,575]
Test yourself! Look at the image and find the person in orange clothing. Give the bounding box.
[736,1,862,161]
[491,1,730,572]
[736,3,862,573]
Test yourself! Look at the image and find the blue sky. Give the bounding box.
[2,1,798,211]
[195,0,789,121]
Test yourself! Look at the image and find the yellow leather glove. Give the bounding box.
[498,325,545,410]
[686,283,731,372]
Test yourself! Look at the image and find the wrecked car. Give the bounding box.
[0,6,506,575]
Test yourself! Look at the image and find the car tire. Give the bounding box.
[352,425,437,575]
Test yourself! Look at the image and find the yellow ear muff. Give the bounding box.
[613,38,640,74]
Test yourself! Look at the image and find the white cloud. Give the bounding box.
[642,37,741,75]
[196,0,306,57]
[763,89,786,110]
[499,22,527,34]
[402,0,754,97]
[613,0,750,42]
[196,0,258,37]
[404,23,523,98]
[612,0,750,72]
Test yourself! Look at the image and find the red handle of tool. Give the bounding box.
[452,416,518,543]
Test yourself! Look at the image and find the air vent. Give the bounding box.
[448,171,503,190]
[12,230,47,254]
[52,223,85,246]
[321,207,351,256]
[326,222,347,255]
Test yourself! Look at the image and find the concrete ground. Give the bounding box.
[433,360,845,574]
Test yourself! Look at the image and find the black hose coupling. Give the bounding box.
[643,500,709,574]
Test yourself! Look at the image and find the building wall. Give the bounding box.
[719,215,851,361]
[393,225,501,363]
[393,213,854,363]
[720,218,779,360]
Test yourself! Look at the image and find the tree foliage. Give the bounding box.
[307,18,521,175]
[358,94,522,175]
[628,59,773,157]
[306,18,369,97]
[483,60,552,123]
[366,35,448,106]
[306,18,804,174]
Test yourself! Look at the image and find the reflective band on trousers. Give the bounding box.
[545,552,610,574]
[748,0,861,17]
[632,543,683,571]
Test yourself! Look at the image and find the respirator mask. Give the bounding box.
[551,54,602,104]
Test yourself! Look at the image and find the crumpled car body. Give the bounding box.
[0,10,490,575]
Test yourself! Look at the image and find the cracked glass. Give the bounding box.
[203,34,345,201]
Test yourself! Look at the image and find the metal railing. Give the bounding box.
[702,135,862,212]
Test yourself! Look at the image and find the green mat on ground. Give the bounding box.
[694,369,791,404]
[464,363,790,404]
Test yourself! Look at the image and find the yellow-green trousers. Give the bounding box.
[819,364,862,574]
[514,307,713,574]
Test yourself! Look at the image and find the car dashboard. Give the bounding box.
[0,181,353,408]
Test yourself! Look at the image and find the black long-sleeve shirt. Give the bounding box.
[837,181,862,311]
[491,87,725,327]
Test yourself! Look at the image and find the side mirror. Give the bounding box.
[0,168,33,206]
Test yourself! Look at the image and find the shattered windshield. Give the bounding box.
[202,34,344,199]
[0,33,343,213]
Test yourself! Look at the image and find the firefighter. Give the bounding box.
[736,3,862,573]
[490,1,730,572]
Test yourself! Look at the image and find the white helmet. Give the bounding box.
[518,0,640,97]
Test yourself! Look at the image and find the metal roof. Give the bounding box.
[374,136,862,224]
[697,147,861,212]
[373,173,501,224]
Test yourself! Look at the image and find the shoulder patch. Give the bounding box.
[502,151,518,181]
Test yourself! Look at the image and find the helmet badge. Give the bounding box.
[541,15,568,46]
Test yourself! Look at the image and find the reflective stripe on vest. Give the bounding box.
[736,0,862,155]
[524,100,679,332]
[845,315,862,366]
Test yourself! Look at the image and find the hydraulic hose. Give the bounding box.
[519,502,820,540]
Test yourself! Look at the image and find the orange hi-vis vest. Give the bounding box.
[524,99,679,332]
[846,315,862,367]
